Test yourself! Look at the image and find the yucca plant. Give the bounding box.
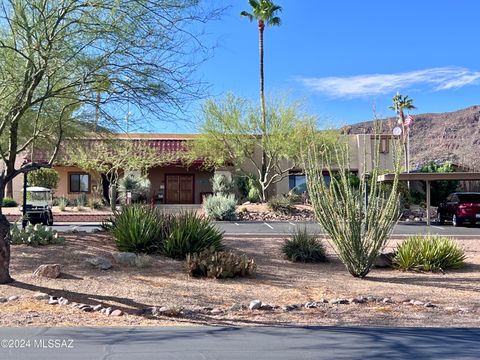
[282,228,327,263]
[106,205,162,253]
[301,127,403,278]
[162,211,224,259]
[394,234,466,271]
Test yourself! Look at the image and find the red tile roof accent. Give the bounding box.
[27,134,202,165]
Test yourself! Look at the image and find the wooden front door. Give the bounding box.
[165,175,194,204]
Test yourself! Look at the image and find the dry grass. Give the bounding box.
[0,232,479,327]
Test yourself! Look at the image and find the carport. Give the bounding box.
[377,172,480,226]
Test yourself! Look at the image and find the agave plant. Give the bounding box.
[162,211,224,259]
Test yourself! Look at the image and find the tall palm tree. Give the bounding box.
[389,93,416,172]
[241,0,282,201]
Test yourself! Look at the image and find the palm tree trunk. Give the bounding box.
[259,21,268,202]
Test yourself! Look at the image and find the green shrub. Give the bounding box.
[57,196,69,211]
[268,195,293,215]
[394,234,466,271]
[282,228,327,262]
[27,168,60,190]
[118,174,151,203]
[203,194,237,221]
[88,197,104,210]
[163,211,224,259]
[106,205,162,253]
[246,177,261,203]
[10,223,65,246]
[186,246,256,279]
[2,197,17,207]
[211,174,234,196]
[75,193,88,208]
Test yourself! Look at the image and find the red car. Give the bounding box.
[437,192,480,227]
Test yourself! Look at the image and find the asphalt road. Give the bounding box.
[0,326,478,360]
[51,221,480,237]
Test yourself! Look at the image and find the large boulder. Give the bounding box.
[115,252,137,266]
[33,264,61,278]
[84,256,112,270]
[374,252,395,268]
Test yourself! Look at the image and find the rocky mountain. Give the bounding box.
[342,105,480,171]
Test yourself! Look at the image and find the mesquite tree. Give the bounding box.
[0,0,221,283]
[302,129,403,278]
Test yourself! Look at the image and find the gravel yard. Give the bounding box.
[0,232,478,327]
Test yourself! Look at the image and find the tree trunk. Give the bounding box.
[6,181,13,198]
[109,184,117,212]
[0,177,13,283]
[258,22,268,203]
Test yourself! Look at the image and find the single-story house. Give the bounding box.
[9,133,395,205]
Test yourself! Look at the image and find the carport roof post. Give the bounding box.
[377,172,480,226]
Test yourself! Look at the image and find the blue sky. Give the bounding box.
[160,0,480,132]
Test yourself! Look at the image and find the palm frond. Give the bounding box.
[240,10,254,21]
[268,16,281,26]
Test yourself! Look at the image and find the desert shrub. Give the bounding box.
[88,197,104,210]
[105,205,162,253]
[10,223,65,246]
[287,191,303,204]
[203,194,237,221]
[186,246,256,279]
[247,187,261,203]
[57,196,69,211]
[394,234,466,272]
[282,228,327,262]
[303,129,401,278]
[268,195,293,215]
[118,174,151,203]
[2,197,17,207]
[163,211,224,259]
[27,168,60,190]
[211,174,234,196]
[75,193,88,208]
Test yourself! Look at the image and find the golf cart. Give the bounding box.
[22,186,54,225]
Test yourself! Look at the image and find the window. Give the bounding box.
[69,173,90,193]
[289,174,307,193]
[380,138,389,153]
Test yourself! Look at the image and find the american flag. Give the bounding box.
[405,115,414,127]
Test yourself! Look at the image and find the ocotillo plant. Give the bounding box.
[301,128,402,278]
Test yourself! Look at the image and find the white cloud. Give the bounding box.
[298,67,480,98]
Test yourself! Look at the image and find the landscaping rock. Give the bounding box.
[93,305,103,311]
[0,297,7,303]
[374,252,395,268]
[7,296,18,301]
[59,299,69,306]
[157,306,179,317]
[48,297,58,305]
[412,300,424,306]
[33,264,61,278]
[84,256,112,270]
[249,300,262,310]
[382,298,393,304]
[424,302,436,308]
[281,304,297,311]
[304,302,317,309]
[260,304,274,311]
[210,308,223,315]
[110,309,123,317]
[32,292,50,301]
[81,306,93,312]
[229,303,242,311]
[115,252,137,266]
[329,298,349,305]
[350,297,366,304]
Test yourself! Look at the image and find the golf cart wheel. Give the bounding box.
[437,213,445,225]
[452,214,462,227]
